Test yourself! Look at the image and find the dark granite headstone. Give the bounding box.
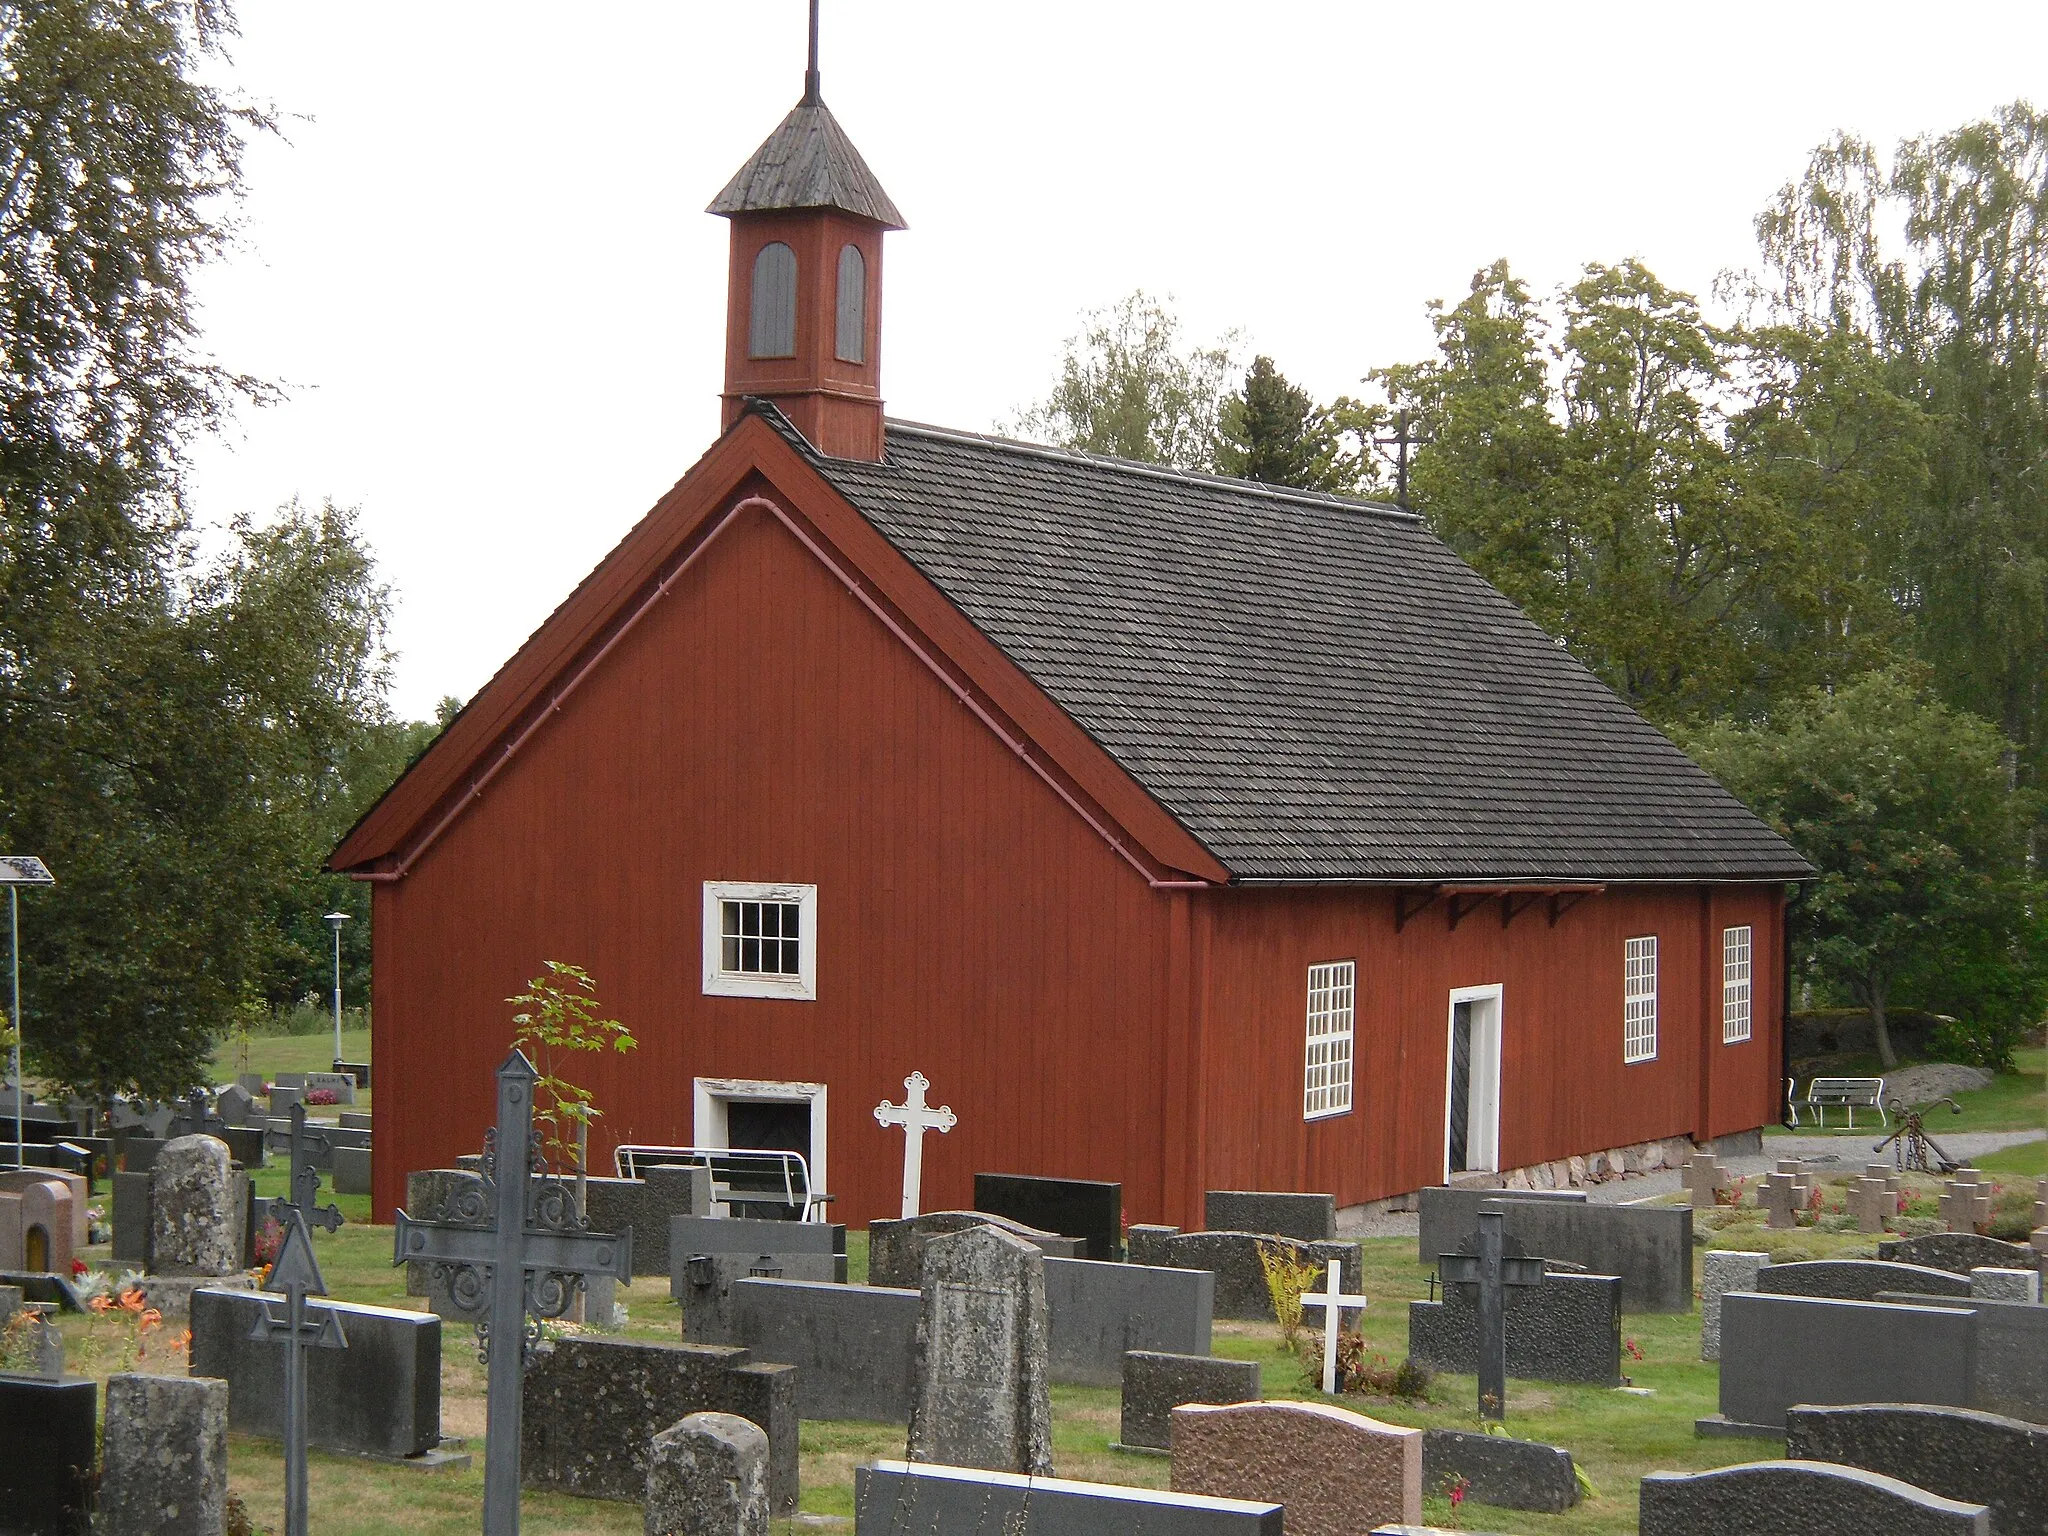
[671,1215,843,1344]
[111,1170,151,1264]
[1203,1190,1335,1243]
[1415,1186,1588,1264]
[331,1146,370,1196]
[1708,1294,1977,1434]
[1118,1350,1262,1451]
[520,1335,797,1515]
[1788,1403,2048,1536]
[855,1460,1282,1535]
[0,1374,97,1536]
[1876,1291,2048,1422]
[578,1166,717,1277]
[866,1210,1083,1289]
[730,1276,922,1422]
[1877,1232,2037,1275]
[189,1286,444,1460]
[1043,1256,1212,1387]
[1127,1223,1178,1268]
[1639,1459,1988,1535]
[1160,1231,1362,1321]
[1422,1426,1580,1513]
[1757,1258,1971,1302]
[1422,1193,1692,1312]
[1408,1269,1623,1385]
[976,1173,1123,1260]
[118,1137,164,1175]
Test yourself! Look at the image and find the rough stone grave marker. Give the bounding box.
[905,1222,1053,1475]
[1942,1168,1993,1233]
[142,1134,252,1321]
[1846,1173,1892,1234]
[873,1070,955,1220]
[1878,1231,2036,1274]
[1758,1170,1803,1229]
[1681,1151,1730,1209]
[1171,1399,1423,1534]
[1439,1208,1543,1419]
[645,1412,769,1536]
[390,1048,632,1536]
[1969,1266,2038,1302]
[98,1373,229,1536]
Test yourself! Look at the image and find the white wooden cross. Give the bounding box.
[1297,1259,1369,1396]
[873,1070,956,1219]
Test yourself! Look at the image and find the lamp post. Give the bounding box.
[1,857,56,1171]
[323,912,350,1067]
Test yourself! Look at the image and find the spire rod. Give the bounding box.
[803,0,821,105]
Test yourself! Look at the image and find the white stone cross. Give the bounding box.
[873,1070,957,1219]
[1297,1259,1369,1396]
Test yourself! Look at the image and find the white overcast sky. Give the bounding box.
[183,2,2048,720]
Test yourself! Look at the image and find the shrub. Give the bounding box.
[1257,1241,1325,1348]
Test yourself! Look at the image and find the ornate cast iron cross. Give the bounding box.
[391,1048,632,1536]
[1438,1208,1544,1421]
[251,1213,348,1536]
[266,1101,342,1236]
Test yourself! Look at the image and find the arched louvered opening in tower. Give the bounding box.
[750,242,798,358]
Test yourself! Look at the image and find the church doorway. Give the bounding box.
[1444,985,1503,1179]
[692,1077,829,1212]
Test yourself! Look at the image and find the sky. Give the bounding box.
[182,2,2048,720]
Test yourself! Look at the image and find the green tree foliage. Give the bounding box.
[1216,355,1363,493]
[507,962,637,1169]
[1011,291,1241,469]
[1688,669,2044,1069]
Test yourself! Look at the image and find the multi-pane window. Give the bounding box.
[1722,925,1754,1044]
[1623,935,1658,1063]
[703,882,817,999]
[1303,961,1356,1119]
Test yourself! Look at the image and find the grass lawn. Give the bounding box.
[1767,1045,2044,1138]
[207,1027,373,1115]
[1978,1138,2047,1177]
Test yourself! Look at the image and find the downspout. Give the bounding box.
[1780,883,1800,1126]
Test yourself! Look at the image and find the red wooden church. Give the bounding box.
[333,63,1809,1228]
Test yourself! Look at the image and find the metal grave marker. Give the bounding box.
[873,1070,956,1219]
[1297,1258,1368,1395]
[1438,1208,1544,1420]
[391,1048,632,1535]
[250,1214,348,1536]
[265,1101,341,1236]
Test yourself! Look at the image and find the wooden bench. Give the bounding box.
[1796,1076,1888,1129]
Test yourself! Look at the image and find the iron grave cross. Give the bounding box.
[873,1069,956,1219]
[1438,1207,1544,1420]
[266,1101,342,1236]
[392,1048,632,1536]
[250,1213,348,1536]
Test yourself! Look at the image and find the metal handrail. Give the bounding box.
[611,1143,824,1220]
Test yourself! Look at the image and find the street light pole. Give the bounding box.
[323,912,350,1067]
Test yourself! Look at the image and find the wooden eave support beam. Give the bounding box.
[1446,891,1490,931]
[1547,886,1604,925]
[1395,887,1443,933]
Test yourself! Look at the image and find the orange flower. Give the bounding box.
[138,1308,162,1332]
[174,1328,192,1354]
[88,1295,114,1314]
[117,1288,146,1314]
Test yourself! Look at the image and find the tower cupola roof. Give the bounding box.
[707,96,906,231]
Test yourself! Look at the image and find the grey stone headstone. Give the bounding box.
[1431,1196,1692,1312]
[976,1173,1123,1261]
[338,1112,373,1131]
[645,1411,769,1536]
[1969,1266,2039,1302]
[189,1286,444,1460]
[0,1283,19,1330]
[119,1136,164,1175]
[1118,1350,1261,1451]
[1126,1223,1179,1268]
[1422,1426,1580,1514]
[907,1222,1054,1476]
[855,1460,1282,1535]
[331,1146,372,1197]
[148,1136,241,1277]
[98,1373,229,1536]
[1638,1459,1988,1535]
[1787,1403,2048,1536]
[1878,1232,2035,1275]
[1415,1185,1588,1264]
[1160,1231,1361,1321]
[273,1072,306,1089]
[303,1072,356,1105]
[267,1086,302,1115]
[728,1277,919,1422]
[671,1216,842,1345]
[1203,1190,1336,1243]
[1757,1258,1971,1303]
[1712,1294,1977,1433]
[1043,1256,1212,1387]
[1408,1269,1622,1385]
[214,1084,257,1127]
[1700,1250,1767,1362]
[521,1336,797,1515]
[867,1210,1083,1289]
[0,1374,98,1534]
[235,1073,268,1096]
[1877,1290,2048,1422]
[111,1171,152,1265]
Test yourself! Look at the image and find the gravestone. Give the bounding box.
[855,1460,1282,1535]
[216,1084,259,1125]
[1171,1399,1423,1534]
[0,1169,87,1251]
[339,1111,372,1131]
[1846,1173,1892,1233]
[645,1412,769,1536]
[1705,1293,1977,1434]
[867,1210,1082,1289]
[1758,1170,1803,1229]
[1408,1267,1622,1388]
[1970,1266,2039,1302]
[907,1222,1054,1476]
[268,1085,302,1115]
[1118,1350,1262,1452]
[1160,1231,1363,1321]
[332,1146,371,1197]
[189,1287,447,1461]
[1127,1222,1179,1268]
[581,1166,718,1278]
[111,1171,150,1264]
[98,1373,229,1536]
[1942,1169,1994,1233]
[728,1277,921,1422]
[143,1134,252,1322]
[1424,1195,1693,1312]
[976,1172,1122,1260]
[1788,1403,2048,1536]
[0,1177,73,1276]
[1414,1186,1587,1263]
[1681,1151,1731,1209]
[1756,1258,1972,1302]
[1638,1460,1988,1535]
[0,1373,97,1536]
[303,1071,356,1105]
[521,1335,797,1514]
[1879,1232,2036,1275]
[670,1215,843,1344]
[117,1136,164,1174]
[1043,1255,1213,1387]
[1700,1250,1768,1362]
[1422,1427,1580,1514]
[1204,1190,1336,1243]
[1877,1291,2048,1421]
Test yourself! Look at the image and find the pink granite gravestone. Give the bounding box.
[1170,1398,1422,1534]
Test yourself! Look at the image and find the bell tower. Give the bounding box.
[708,2,905,461]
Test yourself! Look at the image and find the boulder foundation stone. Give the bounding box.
[644,1412,769,1536]
[1638,1459,1989,1535]
[906,1223,1054,1475]
[1171,1399,1423,1534]
[98,1373,229,1536]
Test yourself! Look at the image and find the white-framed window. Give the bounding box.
[702,881,817,1000]
[1722,925,1754,1044]
[1304,961,1356,1119]
[1623,935,1658,1063]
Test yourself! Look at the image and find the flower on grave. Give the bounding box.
[1624,1336,1644,1361]
[253,1216,284,1267]
[70,1258,87,1278]
[307,1088,338,1106]
[1439,1473,1469,1508]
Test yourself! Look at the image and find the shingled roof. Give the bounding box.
[767,410,1809,884]
[707,96,906,230]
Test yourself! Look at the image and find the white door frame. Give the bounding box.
[692,1077,829,1199]
[1443,984,1504,1181]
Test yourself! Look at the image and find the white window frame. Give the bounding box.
[1722,925,1754,1044]
[1303,960,1356,1120]
[1624,935,1658,1063]
[692,1077,829,1203]
[702,881,817,1000]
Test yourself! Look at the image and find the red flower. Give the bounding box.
[70,1258,88,1278]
